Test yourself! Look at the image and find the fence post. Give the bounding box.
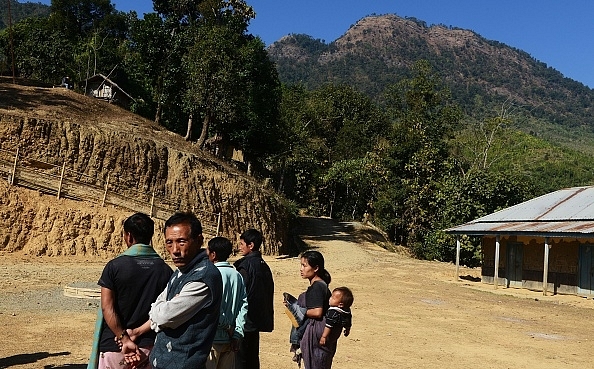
[57,162,66,199]
[216,212,222,236]
[102,173,110,206]
[9,148,18,185]
[150,191,155,217]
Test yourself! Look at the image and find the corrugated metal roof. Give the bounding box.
[445,186,594,237]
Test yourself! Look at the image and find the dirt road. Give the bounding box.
[1,216,594,368]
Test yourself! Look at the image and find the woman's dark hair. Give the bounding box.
[208,236,233,261]
[124,212,154,245]
[301,250,331,284]
[165,212,202,239]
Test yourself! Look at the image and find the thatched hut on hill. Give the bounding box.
[83,74,135,109]
[446,186,594,296]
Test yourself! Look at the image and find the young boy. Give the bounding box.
[233,229,274,369]
[319,287,354,347]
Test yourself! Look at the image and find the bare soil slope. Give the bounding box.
[0,78,290,256]
[1,217,593,369]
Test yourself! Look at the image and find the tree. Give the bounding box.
[49,0,115,39]
[423,169,533,265]
[153,0,254,29]
[183,24,244,146]
[376,60,462,246]
[451,99,520,175]
[124,13,187,125]
[0,16,71,82]
[322,152,388,220]
[275,83,389,216]
[228,35,282,166]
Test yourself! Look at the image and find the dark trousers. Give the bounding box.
[237,330,260,369]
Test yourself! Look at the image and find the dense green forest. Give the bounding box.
[0,0,49,29]
[2,3,594,265]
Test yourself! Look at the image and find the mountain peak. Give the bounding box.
[268,13,593,132]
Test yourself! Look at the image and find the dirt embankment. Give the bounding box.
[0,80,291,257]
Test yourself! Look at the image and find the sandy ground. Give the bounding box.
[1,216,594,369]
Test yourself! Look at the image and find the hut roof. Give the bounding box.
[445,186,594,237]
[84,74,135,102]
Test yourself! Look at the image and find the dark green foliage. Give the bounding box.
[275,83,390,219]
[121,12,171,120]
[0,16,71,82]
[423,170,533,265]
[0,0,129,84]
[376,60,462,246]
[0,0,50,30]
[49,0,115,39]
[230,36,282,162]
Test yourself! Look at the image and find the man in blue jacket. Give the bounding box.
[206,236,248,369]
[148,212,223,369]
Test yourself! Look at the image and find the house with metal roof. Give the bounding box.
[446,186,594,296]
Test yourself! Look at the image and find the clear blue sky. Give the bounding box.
[38,0,594,88]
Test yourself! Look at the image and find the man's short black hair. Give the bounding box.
[165,212,203,239]
[123,212,154,245]
[208,237,233,261]
[240,229,262,250]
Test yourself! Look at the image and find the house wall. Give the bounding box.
[481,236,583,295]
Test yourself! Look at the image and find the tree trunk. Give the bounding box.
[197,114,210,148]
[154,77,164,125]
[154,102,162,125]
[184,114,193,141]
[277,159,286,193]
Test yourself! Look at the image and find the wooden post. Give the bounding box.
[455,237,461,281]
[494,235,500,289]
[57,162,66,199]
[543,237,550,296]
[216,213,222,236]
[150,191,155,217]
[9,147,18,185]
[101,174,110,206]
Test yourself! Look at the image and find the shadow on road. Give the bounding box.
[0,351,71,368]
[0,82,79,113]
[294,216,356,240]
[460,274,481,282]
[284,216,393,257]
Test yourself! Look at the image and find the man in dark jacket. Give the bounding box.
[233,229,274,369]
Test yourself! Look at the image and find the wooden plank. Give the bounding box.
[63,286,101,299]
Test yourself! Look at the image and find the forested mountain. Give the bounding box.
[268,14,594,152]
[0,0,49,29]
